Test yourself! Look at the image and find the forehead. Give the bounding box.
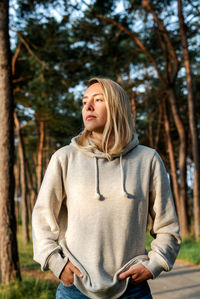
[83,83,104,97]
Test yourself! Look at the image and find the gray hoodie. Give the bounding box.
[32,134,181,299]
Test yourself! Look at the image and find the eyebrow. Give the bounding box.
[83,93,103,99]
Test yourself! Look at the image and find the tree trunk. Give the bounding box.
[0,0,21,283]
[178,0,200,239]
[154,103,162,149]
[163,98,181,220]
[168,88,189,236]
[36,121,45,191]
[148,114,154,148]
[43,126,50,172]
[26,159,37,222]
[14,112,30,244]
[131,92,136,126]
[26,157,37,211]
[14,151,21,228]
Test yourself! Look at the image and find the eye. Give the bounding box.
[95,98,102,102]
[82,100,87,105]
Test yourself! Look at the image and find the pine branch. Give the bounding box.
[12,41,21,75]
[142,0,179,82]
[11,29,49,70]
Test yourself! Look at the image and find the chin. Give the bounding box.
[85,126,96,132]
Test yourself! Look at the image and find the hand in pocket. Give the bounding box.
[60,261,84,286]
[118,264,153,284]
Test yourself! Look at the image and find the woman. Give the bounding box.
[32,78,181,299]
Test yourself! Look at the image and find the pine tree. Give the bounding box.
[0,0,21,284]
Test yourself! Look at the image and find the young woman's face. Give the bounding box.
[82,83,107,137]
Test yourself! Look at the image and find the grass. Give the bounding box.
[0,226,57,299]
[177,237,200,264]
[0,276,57,299]
[17,226,40,270]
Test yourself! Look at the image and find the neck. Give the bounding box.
[91,131,103,142]
[91,131,114,150]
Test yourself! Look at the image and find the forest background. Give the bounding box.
[0,0,200,291]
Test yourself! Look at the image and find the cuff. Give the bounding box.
[141,254,168,279]
[48,251,69,278]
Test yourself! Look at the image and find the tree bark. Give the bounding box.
[14,112,30,244]
[163,98,181,220]
[178,0,200,239]
[154,103,162,149]
[14,150,20,226]
[131,92,136,126]
[36,121,45,191]
[0,0,21,283]
[168,88,189,236]
[26,157,37,221]
[148,114,154,148]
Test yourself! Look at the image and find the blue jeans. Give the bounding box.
[56,280,153,299]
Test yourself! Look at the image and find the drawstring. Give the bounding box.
[94,155,134,200]
[95,157,102,201]
[120,154,129,199]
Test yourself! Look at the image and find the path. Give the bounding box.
[149,260,200,299]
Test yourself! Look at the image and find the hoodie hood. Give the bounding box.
[70,133,139,159]
[71,134,139,201]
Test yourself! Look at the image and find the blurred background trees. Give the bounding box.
[1,0,199,284]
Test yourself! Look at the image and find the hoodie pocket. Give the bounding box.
[60,243,89,277]
[115,255,149,278]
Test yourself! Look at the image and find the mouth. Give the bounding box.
[86,115,96,120]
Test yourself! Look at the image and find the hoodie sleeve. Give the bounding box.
[32,152,68,278]
[141,151,181,278]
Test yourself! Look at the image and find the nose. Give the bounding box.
[85,99,94,111]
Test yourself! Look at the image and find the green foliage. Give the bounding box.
[0,226,57,298]
[17,226,39,270]
[178,237,200,265]
[145,230,154,252]
[0,276,56,299]
[11,0,200,233]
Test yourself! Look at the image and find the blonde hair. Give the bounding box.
[77,77,135,156]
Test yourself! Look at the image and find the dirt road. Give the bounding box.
[149,260,200,299]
